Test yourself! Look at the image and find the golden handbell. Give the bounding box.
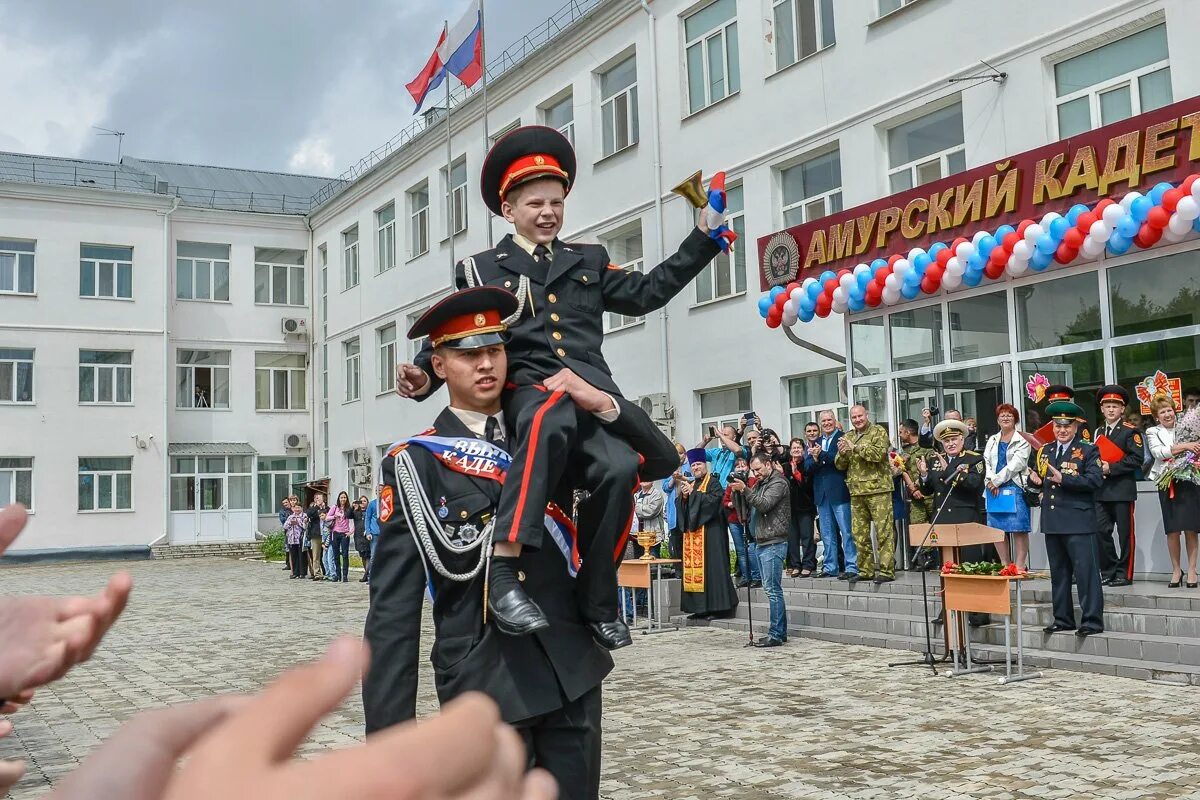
[671,170,709,209]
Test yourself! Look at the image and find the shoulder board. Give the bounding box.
[963,450,980,456]
[1122,421,1138,428]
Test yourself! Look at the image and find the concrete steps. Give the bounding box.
[150,542,262,559]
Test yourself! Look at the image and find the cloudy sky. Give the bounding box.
[0,0,565,176]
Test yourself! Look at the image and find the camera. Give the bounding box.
[728,469,750,484]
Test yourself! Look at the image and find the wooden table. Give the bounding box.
[943,573,1042,684]
[617,558,681,635]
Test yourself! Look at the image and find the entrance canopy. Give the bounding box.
[168,442,257,456]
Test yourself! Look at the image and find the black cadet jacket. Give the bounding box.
[1095,421,1144,503]
[918,451,985,525]
[362,407,613,733]
[414,228,721,398]
[1035,437,1103,535]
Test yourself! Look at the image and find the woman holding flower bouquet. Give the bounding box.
[1147,393,1200,588]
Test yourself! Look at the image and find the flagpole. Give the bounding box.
[445,19,455,281]
[480,0,493,247]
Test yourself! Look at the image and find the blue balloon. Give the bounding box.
[963,270,983,287]
[1030,250,1052,271]
[977,235,997,256]
[1150,182,1174,204]
[1193,215,1200,233]
[1048,217,1070,239]
[770,286,785,301]
[994,224,1016,240]
[1066,204,1089,224]
[819,270,837,285]
[904,270,921,287]
[1106,235,1132,256]
[799,297,816,315]
[900,283,921,300]
[806,282,822,300]
[1131,195,1153,222]
[871,258,888,271]
[1116,215,1140,238]
[928,242,948,256]
[913,253,932,271]
[757,296,773,317]
[798,307,815,323]
[1034,235,1056,255]
[967,252,985,271]
[847,295,865,313]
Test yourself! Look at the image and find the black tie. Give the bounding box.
[484,415,504,445]
[1057,445,1066,462]
[533,244,551,262]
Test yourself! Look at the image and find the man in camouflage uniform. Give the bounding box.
[835,405,895,584]
[897,419,935,569]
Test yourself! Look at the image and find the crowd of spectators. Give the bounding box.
[279,488,381,584]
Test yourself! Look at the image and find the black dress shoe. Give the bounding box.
[848,573,869,583]
[1107,577,1132,587]
[1075,627,1103,638]
[874,576,894,585]
[1042,623,1076,634]
[837,572,851,580]
[752,637,783,648]
[358,575,369,582]
[589,619,633,650]
[748,581,762,588]
[488,586,550,636]
[735,580,750,588]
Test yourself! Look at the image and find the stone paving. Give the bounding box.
[3,557,1200,799]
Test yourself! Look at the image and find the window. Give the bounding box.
[543,92,574,145]
[79,350,132,404]
[1055,24,1171,138]
[343,226,360,289]
[0,239,35,295]
[887,102,966,193]
[1109,250,1200,337]
[1115,336,1200,418]
[0,349,34,403]
[782,149,843,227]
[78,457,132,512]
[378,323,397,394]
[850,317,885,376]
[603,225,644,331]
[319,245,329,325]
[1014,273,1101,350]
[696,183,746,303]
[408,183,430,258]
[878,0,920,15]
[176,242,230,302]
[376,203,396,273]
[787,370,844,438]
[176,349,230,409]
[853,382,887,426]
[600,56,639,157]
[773,0,835,72]
[444,158,468,236]
[257,456,308,515]
[489,120,521,146]
[170,456,251,512]
[0,458,33,510]
[79,245,132,299]
[698,384,752,440]
[684,0,740,114]
[948,292,1009,362]
[407,308,431,359]
[890,306,944,371]
[1020,352,1104,428]
[254,248,305,306]
[344,337,361,402]
[255,352,306,411]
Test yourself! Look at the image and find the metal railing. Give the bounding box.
[307,0,604,209]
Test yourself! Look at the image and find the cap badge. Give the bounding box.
[474,313,486,326]
[534,155,546,165]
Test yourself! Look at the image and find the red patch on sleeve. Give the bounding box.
[379,485,394,521]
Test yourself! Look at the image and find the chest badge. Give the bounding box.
[437,497,449,519]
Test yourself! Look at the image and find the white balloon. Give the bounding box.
[1168,212,1192,236]
[1163,224,1190,243]
[893,259,911,279]
[1023,223,1044,243]
[970,231,988,245]
[1007,258,1029,277]
[1080,238,1105,258]
[882,287,900,305]
[1102,203,1124,226]
[1088,220,1111,242]
[1176,196,1200,222]
[908,247,925,261]
[942,271,963,289]
[830,297,847,314]
[1040,211,1061,228]
[801,276,818,290]
[839,272,856,291]
[1192,180,1200,200]
[853,262,871,276]
[782,310,799,326]
[832,286,848,304]
[1120,191,1142,211]
[945,256,965,277]
[955,242,974,261]
[783,299,797,315]
[790,287,805,303]
[884,274,900,292]
[1011,240,1032,260]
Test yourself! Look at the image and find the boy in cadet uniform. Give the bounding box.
[396,126,731,648]
[1094,384,1144,587]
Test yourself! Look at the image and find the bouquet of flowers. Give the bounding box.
[941,561,1025,577]
[1156,405,1200,492]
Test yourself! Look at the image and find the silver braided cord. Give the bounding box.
[393,449,489,583]
[459,256,527,326]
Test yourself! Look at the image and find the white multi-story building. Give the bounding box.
[4,0,1199,558]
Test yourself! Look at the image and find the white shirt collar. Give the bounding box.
[513,233,554,257]
[448,407,506,439]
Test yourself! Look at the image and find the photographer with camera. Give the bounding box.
[702,417,754,487]
[724,457,760,587]
[730,453,791,647]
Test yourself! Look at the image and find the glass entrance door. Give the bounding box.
[895,363,1008,443]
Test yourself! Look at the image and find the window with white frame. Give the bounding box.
[176,349,230,409]
[254,248,305,306]
[684,0,740,115]
[600,56,639,157]
[78,457,132,512]
[0,348,34,404]
[377,323,397,394]
[1055,24,1171,139]
[786,370,845,439]
[344,337,361,402]
[79,350,132,405]
[376,203,396,273]
[170,456,252,512]
[782,148,843,227]
[773,0,835,72]
[79,245,132,299]
[255,352,306,411]
[489,120,520,146]
[407,307,431,359]
[603,225,644,332]
[695,183,745,304]
[543,92,574,145]
[878,0,920,15]
[257,456,307,515]
[0,458,33,509]
[697,384,752,441]
[176,242,230,302]
[343,226,360,289]
[408,183,430,258]
[887,101,966,193]
[0,239,35,295]
[444,158,468,236]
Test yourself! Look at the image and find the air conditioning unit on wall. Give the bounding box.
[352,464,372,485]
[284,433,309,450]
[637,393,675,438]
[282,317,308,336]
[352,447,372,465]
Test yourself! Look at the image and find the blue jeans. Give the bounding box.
[757,541,788,641]
[332,533,351,581]
[322,537,336,577]
[729,522,759,582]
[368,535,378,578]
[817,500,856,575]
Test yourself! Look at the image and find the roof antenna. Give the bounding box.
[92,126,126,163]
[949,59,1007,88]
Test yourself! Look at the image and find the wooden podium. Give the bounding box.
[908,523,1005,659]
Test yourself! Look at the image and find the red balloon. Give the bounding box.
[1054,243,1078,264]
[935,248,953,267]
[815,297,832,318]
[1093,198,1115,216]
[927,263,945,281]
[888,254,903,267]
[1075,212,1097,232]
[1147,206,1170,230]
[775,292,789,309]
[786,281,800,295]
[1136,224,1163,248]
[921,275,940,294]
[865,283,883,307]
[823,278,839,295]
[1182,175,1200,195]
[1062,228,1084,249]
[988,247,1008,267]
[1163,188,1184,213]
[1016,219,1033,238]
[950,237,969,251]
[1001,232,1020,251]
[766,313,782,329]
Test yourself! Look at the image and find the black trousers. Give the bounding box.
[1096,500,1135,582]
[1045,533,1105,631]
[288,543,305,577]
[517,685,603,800]
[787,510,817,571]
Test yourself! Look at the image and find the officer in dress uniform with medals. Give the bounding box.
[394,126,726,649]
[1094,385,1144,586]
[1043,384,1092,441]
[364,287,670,800]
[1027,399,1105,637]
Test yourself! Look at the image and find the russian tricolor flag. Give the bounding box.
[407,1,484,113]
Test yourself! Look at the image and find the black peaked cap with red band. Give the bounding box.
[407,286,517,350]
[1097,384,1129,406]
[1044,384,1075,403]
[480,125,576,217]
